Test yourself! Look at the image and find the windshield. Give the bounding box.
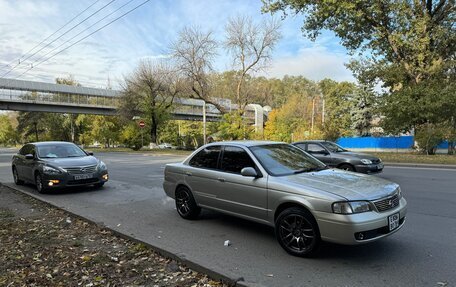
[37,144,87,158]
[321,141,347,152]
[249,144,326,176]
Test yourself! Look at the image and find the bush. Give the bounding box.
[414,124,446,155]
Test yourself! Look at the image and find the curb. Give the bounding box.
[384,162,456,169]
[1,182,249,287]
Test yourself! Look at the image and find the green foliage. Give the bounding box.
[120,123,149,151]
[350,87,376,136]
[414,123,447,155]
[218,112,254,140]
[0,114,19,146]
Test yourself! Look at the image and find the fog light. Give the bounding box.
[102,174,109,180]
[48,180,59,186]
[355,232,364,240]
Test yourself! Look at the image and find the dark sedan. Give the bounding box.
[293,140,383,174]
[12,141,109,193]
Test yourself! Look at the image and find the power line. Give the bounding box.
[16,0,151,79]
[2,0,117,77]
[27,0,137,69]
[1,0,101,70]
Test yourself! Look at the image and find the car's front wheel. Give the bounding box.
[275,207,321,257]
[339,163,355,172]
[13,167,24,185]
[175,186,201,219]
[35,173,47,194]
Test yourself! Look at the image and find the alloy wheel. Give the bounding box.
[278,214,316,253]
[176,189,191,216]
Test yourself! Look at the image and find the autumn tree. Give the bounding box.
[119,60,182,145]
[171,26,227,113]
[224,15,281,109]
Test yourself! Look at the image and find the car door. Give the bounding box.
[184,145,223,207]
[15,145,30,180]
[22,145,37,181]
[214,145,268,221]
[306,143,333,166]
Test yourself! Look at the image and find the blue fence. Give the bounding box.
[336,136,449,149]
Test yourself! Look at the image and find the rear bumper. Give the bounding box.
[42,171,108,189]
[315,198,407,245]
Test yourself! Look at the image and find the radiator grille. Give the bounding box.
[374,193,399,212]
[64,165,97,174]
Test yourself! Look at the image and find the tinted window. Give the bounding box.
[321,141,347,152]
[37,144,87,158]
[189,146,221,169]
[307,143,326,153]
[20,145,32,155]
[295,143,307,151]
[250,144,325,176]
[221,146,256,174]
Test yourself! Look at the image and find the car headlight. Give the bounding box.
[98,161,107,171]
[332,201,372,214]
[360,159,373,165]
[43,166,62,175]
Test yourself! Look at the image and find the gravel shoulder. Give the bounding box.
[0,184,226,287]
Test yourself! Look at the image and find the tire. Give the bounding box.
[275,207,321,257]
[94,182,105,189]
[13,167,24,185]
[35,173,47,194]
[175,186,201,220]
[339,163,355,172]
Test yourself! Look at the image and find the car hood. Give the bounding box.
[281,169,398,201]
[337,151,379,161]
[42,156,99,168]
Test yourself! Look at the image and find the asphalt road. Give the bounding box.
[0,149,455,287]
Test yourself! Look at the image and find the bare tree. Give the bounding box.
[225,15,281,109]
[119,59,182,144]
[170,26,228,113]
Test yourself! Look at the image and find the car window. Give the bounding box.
[221,146,256,174]
[307,143,326,153]
[250,144,326,176]
[320,141,347,152]
[295,143,307,151]
[188,146,221,169]
[19,145,31,155]
[37,144,87,158]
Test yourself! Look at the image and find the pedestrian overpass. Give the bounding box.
[0,78,266,132]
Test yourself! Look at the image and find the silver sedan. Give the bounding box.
[163,141,407,257]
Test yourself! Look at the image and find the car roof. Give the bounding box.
[205,140,285,147]
[29,141,77,146]
[292,140,332,144]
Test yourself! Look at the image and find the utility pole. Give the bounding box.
[322,95,325,124]
[203,101,207,145]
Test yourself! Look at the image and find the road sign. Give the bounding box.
[138,120,145,128]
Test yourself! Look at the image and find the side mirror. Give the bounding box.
[241,167,258,177]
[316,150,329,155]
[25,154,34,160]
[88,152,94,156]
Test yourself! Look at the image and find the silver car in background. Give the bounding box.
[163,141,407,257]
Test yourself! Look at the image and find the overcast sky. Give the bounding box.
[0,0,355,89]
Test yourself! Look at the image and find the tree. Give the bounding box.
[0,114,18,146]
[119,60,182,144]
[171,26,228,113]
[224,15,281,109]
[351,87,376,136]
[263,0,455,137]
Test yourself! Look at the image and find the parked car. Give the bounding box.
[158,143,174,149]
[293,140,384,174]
[163,141,406,257]
[12,141,109,193]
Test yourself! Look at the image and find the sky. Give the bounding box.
[0,0,355,89]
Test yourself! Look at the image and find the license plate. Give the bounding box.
[377,163,384,170]
[74,173,93,180]
[388,212,400,231]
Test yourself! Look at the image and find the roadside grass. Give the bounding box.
[87,147,192,156]
[367,152,456,165]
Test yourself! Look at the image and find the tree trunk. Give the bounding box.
[151,114,158,144]
[33,122,39,142]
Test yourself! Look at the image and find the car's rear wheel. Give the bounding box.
[13,167,24,185]
[275,207,321,257]
[35,173,47,194]
[339,163,355,172]
[175,186,201,219]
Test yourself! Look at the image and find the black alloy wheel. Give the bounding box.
[35,173,47,194]
[175,186,201,219]
[339,163,355,172]
[13,167,24,185]
[275,207,321,257]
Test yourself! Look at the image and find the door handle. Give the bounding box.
[185,171,192,176]
[217,178,225,182]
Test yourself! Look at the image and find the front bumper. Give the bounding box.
[315,197,407,245]
[41,171,109,189]
[355,162,384,174]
